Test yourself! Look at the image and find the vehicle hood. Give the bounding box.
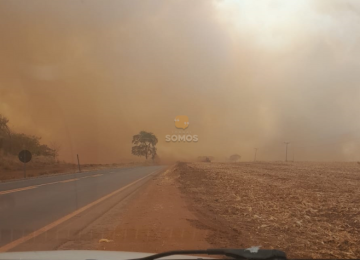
[0,250,211,260]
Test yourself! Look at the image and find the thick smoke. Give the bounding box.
[0,0,360,163]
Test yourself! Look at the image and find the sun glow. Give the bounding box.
[213,0,315,49]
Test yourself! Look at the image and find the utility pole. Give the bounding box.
[23,152,26,179]
[77,154,81,173]
[254,148,258,162]
[293,146,295,162]
[284,142,290,162]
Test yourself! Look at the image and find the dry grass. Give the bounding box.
[0,155,62,169]
[176,161,360,259]
[0,155,144,181]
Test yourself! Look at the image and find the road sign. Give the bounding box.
[18,150,32,178]
[18,150,32,163]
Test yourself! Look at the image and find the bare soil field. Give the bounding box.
[176,161,360,259]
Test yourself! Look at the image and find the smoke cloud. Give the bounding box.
[1,0,360,163]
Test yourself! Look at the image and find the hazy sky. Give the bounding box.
[1,0,360,163]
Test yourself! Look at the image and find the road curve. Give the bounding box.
[0,166,164,248]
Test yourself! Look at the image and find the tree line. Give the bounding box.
[0,114,58,158]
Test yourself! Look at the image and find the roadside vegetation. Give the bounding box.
[229,154,241,162]
[0,114,72,180]
[0,114,142,181]
[0,114,57,159]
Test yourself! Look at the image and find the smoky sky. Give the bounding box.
[1,0,360,163]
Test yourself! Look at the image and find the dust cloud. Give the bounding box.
[1,0,360,163]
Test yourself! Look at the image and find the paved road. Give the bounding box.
[0,166,164,248]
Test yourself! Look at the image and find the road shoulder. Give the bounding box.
[58,166,210,252]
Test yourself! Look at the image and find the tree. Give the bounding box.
[229,154,241,162]
[131,131,158,160]
[0,115,11,154]
[0,115,10,137]
[50,141,61,162]
[197,156,214,162]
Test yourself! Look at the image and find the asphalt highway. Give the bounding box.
[0,166,164,249]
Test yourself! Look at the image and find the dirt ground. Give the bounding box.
[94,166,210,252]
[176,161,360,259]
[58,167,210,252]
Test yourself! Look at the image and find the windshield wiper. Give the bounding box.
[131,248,287,260]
